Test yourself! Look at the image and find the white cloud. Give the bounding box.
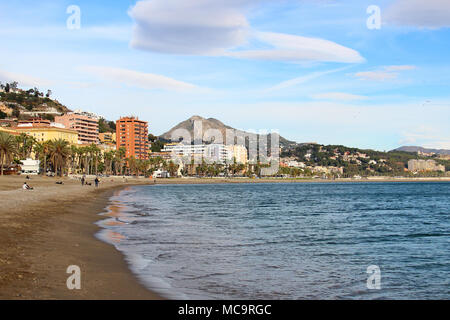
[311,92,368,101]
[128,1,364,64]
[355,65,416,81]
[385,0,450,29]
[228,32,364,63]
[128,0,251,55]
[0,69,51,87]
[82,66,197,91]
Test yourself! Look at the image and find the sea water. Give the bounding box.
[97,182,449,299]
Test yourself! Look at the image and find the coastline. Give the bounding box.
[0,175,161,299]
[1,175,449,299]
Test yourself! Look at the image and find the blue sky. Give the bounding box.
[1,0,449,150]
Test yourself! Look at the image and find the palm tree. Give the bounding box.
[69,145,80,174]
[115,147,126,175]
[89,144,101,176]
[0,132,16,175]
[48,139,70,176]
[16,133,36,159]
[104,150,114,175]
[34,141,50,175]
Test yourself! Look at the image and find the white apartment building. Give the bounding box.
[162,143,248,164]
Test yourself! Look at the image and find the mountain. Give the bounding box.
[392,146,450,155]
[160,115,298,149]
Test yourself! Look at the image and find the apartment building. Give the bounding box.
[226,144,248,164]
[162,143,248,164]
[116,116,149,160]
[408,159,445,172]
[55,111,99,144]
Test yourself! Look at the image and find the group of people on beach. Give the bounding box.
[81,175,100,187]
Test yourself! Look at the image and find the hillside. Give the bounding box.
[0,83,71,120]
[392,146,450,155]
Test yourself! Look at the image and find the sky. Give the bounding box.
[1,0,449,151]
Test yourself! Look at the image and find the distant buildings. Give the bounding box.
[55,111,99,145]
[116,116,149,160]
[408,159,445,172]
[99,132,116,144]
[226,144,248,164]
[22,106,62,118]
[162,143,248,164]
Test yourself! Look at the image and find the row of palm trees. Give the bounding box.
[1,131,268,178]
[0,131,175,177]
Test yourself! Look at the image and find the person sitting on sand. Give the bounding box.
[22,182,33,190]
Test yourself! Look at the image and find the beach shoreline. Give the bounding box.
[0,175,161,299]
[1,175,449,299]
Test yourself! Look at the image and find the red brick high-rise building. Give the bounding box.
[116,116,149,160]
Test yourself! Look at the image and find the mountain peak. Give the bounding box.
[188,115,205,121]
[160,115,296,148]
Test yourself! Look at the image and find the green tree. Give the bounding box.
[0,132,17,175]
[48,139,70,176]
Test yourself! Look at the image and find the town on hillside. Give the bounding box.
[1,82,449,179]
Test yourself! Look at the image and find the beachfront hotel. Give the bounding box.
[55,111,99,145]
[116,116,149,160]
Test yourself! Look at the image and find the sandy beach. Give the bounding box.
[1,175,449,300]
[0,175,161,299]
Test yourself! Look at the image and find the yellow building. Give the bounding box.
[0,127,20,136]
[13,125,78,144]
[99,132,116,144]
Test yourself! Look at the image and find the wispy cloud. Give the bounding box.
[228,32,364,64]
[311,92,368,101]
[0,69,52,87]
[384,65,416,71]
[355,65,416,81]
[268,66,350,91]
[0,25,131,42]
[385,0,450,29]
[400,125,450,149]
[82,66,198,91]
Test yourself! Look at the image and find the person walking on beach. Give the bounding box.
[81,175,85,186]
[94,177,99,188]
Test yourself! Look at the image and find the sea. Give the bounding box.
[96,182,449,299]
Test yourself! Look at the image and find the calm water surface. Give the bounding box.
[97,182,449,299]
